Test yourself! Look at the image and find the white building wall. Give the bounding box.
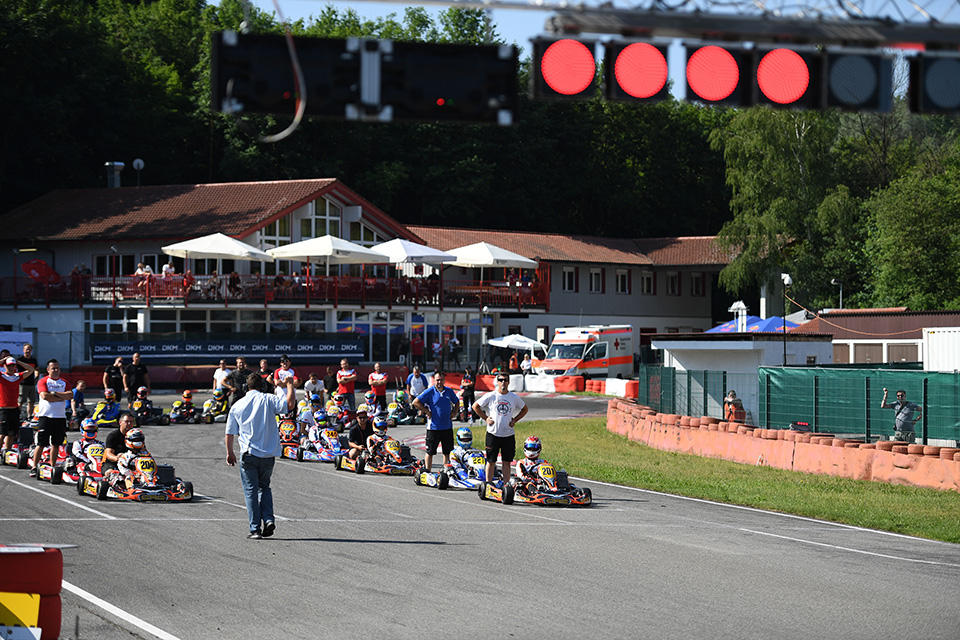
[0,308,86,368]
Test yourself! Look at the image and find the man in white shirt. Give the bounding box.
[212,359,231,390]
[472,374,528,487]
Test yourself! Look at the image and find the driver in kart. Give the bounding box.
[92,388,122,429]
[300,409,330,452]
[365,417,389,459]
[448,427,483,480]
[346,405,373,460]
[116,428,153,488]
[295,401,316,441]
[67,418,103,472]
[514,436,546,492]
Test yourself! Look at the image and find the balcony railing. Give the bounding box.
[0,274,549,311]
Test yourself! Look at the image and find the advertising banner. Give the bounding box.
[91,337,365,363]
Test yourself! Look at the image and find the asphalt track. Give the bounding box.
[2,392,959,640]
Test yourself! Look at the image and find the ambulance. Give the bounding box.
[538,325,634,379]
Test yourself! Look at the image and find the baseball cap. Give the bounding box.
[4,357,16,365]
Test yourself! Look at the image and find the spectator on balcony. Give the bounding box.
[205,270,222,299]
[273,272,289,299]
[181,270,196,299]
[228,271,242,298]
[134,263,152,295]
[162,260,175,280]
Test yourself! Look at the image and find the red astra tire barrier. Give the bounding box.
[938,447,959,460]
[922,446,941,457]
[38,594,62,640]
[906,444,925,455]
[876,440,895,451]
[0,547,63,594]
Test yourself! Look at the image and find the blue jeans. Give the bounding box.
[239,452,275,533]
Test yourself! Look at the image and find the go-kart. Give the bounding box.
[168,400,201,424]
[333,453,366,474]
[201,398,229,424]
[278,418,306,461]
[64,443,106,489]
[84,456,194,502]
[31,444,70,484]
[478,461,592,507]
[386,402,424,426]
[289,428,347,463]
[131,398,170,425]
[2,427,35,468]
[415,449,490,490]
[329,406,355,433]
[364,437,422,475]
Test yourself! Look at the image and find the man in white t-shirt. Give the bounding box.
[302,372,324,403]
[31,359,73,476]
[472,374,528,487]
[212,359,231,390]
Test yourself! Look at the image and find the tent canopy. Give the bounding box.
[370,238,456,265]
[161,233,274,262]
[444,242,537,269]
[487,334,548,351]
[267,235,388,264]
[747,317,799,332]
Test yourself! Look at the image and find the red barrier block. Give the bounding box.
[0,547,62,595]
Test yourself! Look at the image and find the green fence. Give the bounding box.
[636,365,960,444]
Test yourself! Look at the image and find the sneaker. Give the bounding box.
[247,530,262,540]
[262,521,276,538]
[28,468,37,477]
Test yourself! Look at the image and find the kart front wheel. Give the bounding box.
[296,447,304,462]
[51,467,63,485]
[478,481,487,501]
[182,481,194,501]
[437,472,449,490]
[96,480,110,501]
[204,415,214,424]
[414,471,423,486]
[17,451,28,470]
[581,487,593,505]
[334,455,343,470]
[355,457,366,475]
[502,483,515,506]
[76,475,86,496]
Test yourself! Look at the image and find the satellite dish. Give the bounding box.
[132,158,145,171]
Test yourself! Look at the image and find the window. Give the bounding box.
[666,272,680,296]
[616,269,630,294]
[94,253,135,276]
[562,267,577,292]
[640,271,655,295]
[691,272,704,297]
[589,268,603,293]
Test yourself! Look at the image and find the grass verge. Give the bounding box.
[469,418,960,543]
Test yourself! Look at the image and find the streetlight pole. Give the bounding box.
[831,278,843,309]
[781,273,792,366]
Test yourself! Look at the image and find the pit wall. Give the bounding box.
[606,398,960,493]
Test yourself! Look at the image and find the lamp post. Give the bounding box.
[781,273,792,366]
[831,278,843,309]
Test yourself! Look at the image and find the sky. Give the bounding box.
[250,0,553,56]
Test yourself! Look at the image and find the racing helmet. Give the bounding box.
[373,417,388,437]
[213,388,226,401]
[125,428,146,453]
[313,409,327,425]
[182,390,193,402]
[334,394,346,408]
[356,404,370,417]
[310,393,323,409]
[523,436,542,460]
[364,391,377,405]
[395,390,407,404]
[455,427,473,449]
[103,388,116,402]
[136,386,149,399]
[81,418,98,440]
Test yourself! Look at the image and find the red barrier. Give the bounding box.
[0,546,63,640]
[624,380,639,399]
[553,376,584,392]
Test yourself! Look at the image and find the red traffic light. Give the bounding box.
[685,45,749,105]
[604,41,669,102]
[757,49,810,104]
[531,38,598,99]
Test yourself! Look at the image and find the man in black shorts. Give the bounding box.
[472,374,528,488]
[0,356,35,451]
[102,412,137,475]
[31,359,73,476]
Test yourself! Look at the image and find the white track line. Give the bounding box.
[0,474,116,519]
[742,529,960,568]
[62,581,183,640]
[193,493,290,520]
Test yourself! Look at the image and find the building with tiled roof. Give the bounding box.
[0,179,730,369]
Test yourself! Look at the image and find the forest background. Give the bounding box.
[3,0,960,314]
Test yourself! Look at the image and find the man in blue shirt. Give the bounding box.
[412,371,459,472]
[226,373,295,540]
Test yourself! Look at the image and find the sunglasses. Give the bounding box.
[497,378,509,383]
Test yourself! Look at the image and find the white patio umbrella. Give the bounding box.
[267,235,389,268]
[444,241,538,282]
[487,334,548,352]
[371,238,456,264]
[161,232,274,262]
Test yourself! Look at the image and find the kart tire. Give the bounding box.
[96,480,109,501]
[51,466,63,485]
[355,457,366,474]
[414,471,423,486]
[502,483,515,506]
[334,455,343,470]
[582,487,593,505]
[76,475,86,496]
[296,447,304,462]
[478,481,487,501]
[17,451,28,469]
[204,415,214,424]
[160,415,170,426]
[182,481,194,501]
[438,472,449,490]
